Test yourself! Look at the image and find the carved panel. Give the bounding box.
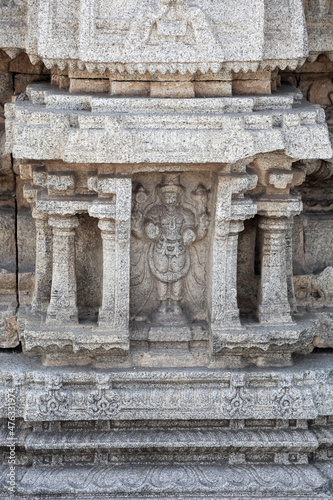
[79,0,263,64]
[304,0,333,53]
[130,172,213,325]
[304,0,333,16]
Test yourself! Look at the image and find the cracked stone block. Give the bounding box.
[0,207,16,275]
[0,72,13,105]
[0,299,18,348]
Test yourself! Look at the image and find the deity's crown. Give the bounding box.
[160,174,183,192]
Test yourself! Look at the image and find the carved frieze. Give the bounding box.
[0,0,320,73]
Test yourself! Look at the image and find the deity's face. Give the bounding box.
[161,190,179,207]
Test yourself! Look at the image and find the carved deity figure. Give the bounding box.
[131,174,209,323]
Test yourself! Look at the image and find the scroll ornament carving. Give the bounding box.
[272,376,302,418]
[224,376,254,418]
[38,377,70,419]
[19,462,326,494]
[87,376,120,418]
[131,174,210,323]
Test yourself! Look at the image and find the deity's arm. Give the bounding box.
[144,206,161,241]
[182,209,197,246]
[196,212,210,241]
[131,207,145,239]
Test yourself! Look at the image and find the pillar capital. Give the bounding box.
[258,216,289,232]
[31,207,48,221]
[229,220,245,234]
[48,215,79,230]
[256,195,302,218]
[98,218,116,233]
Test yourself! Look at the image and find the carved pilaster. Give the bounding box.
[257,217,292,324]
[286,218,297,313]
[225,221,245,327]
[210,173,257,334]
[114,177,132,332]
[254,156,304,324]
[98,219,116,327]
[46,215,79,324]
[88,174,132,337]
[31,208,52,312]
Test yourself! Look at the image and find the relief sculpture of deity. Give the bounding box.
[131,174,210,325]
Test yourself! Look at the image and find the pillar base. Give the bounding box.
[211,319,314,356]
[257,308,293,325]
[46,308,78,325]
[22,311,130,357]
[98,309,115,328]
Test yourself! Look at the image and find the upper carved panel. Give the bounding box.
[303,0,333,55]
[2,0,331,74]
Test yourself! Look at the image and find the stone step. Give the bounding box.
[24,427,318,452]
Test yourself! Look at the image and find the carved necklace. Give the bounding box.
[168,216,177,230]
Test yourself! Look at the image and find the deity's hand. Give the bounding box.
[183,228,196,246]
[131,210,142,225]
[199,212,210,227]
[145,222,160,240]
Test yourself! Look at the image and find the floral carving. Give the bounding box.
[87,376,120,419]
[39,377,69,419]
[272,376,302,418]
[224,375,254,418]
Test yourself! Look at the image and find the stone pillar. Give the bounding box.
[211,220,231,331]
[210,174,257,333]
[98,218,116,327]
[224,221,245,328]
[46,215,79,324]
[88,174,132,338]
[31,208,52,312]
[257,217,292,324]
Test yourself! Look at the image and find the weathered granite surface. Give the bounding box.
[0,0,333,498]
[0,352,333,498]
[0,0,310,73]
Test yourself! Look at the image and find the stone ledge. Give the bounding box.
[20,316,129,355]
[18,310,322,363]
[26,82,301,111]
[5,85,332,164]
[211,318,316,356]
[24,427,318,452]
[1,353,333,421]
[0,464,328,498]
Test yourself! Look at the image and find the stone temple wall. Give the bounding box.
[0,0,333,498]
